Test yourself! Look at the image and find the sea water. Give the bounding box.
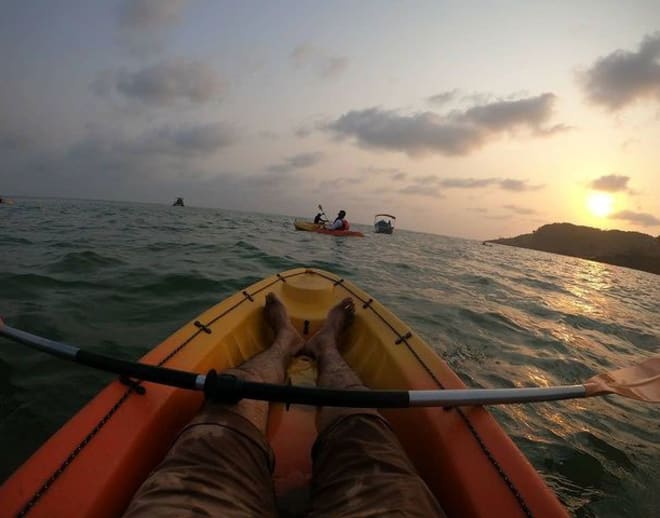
[1,198,658,516]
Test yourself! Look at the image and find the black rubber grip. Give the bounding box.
[72,352,410,408]
[204,370,410,408]
[76,350,199,390]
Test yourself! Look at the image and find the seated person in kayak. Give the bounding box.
[313,212,327,224]
[123,294,444,517]
[326,209,350,230]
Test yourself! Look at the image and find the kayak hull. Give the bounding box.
[294,219,365,237]
[293,219,323,232]
[0,269,566,517]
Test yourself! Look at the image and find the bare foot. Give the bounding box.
[264,292,304,354]
[303,298,355,358]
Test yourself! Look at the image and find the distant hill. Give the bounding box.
[488,223,660,275]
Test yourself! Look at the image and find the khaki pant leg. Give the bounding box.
[308,414,446,518]
[123,408,277,518]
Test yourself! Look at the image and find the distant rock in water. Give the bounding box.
[488,223,660,275]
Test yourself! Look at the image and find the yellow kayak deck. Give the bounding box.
[0,268,566,517]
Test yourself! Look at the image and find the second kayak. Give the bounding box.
[293,219,365,237]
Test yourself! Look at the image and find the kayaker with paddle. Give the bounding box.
[313,212,327,224]
[326,209,350,231]
[123,294,445,517]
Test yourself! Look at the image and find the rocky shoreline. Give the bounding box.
[488,223,660,275]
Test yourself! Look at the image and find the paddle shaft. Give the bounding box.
[0,323,409,406]
[318,204,330,222]
[0,322,592,408]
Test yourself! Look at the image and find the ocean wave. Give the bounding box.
[0,235,32,245]
[48,251,125,273]
[0,272,103,293]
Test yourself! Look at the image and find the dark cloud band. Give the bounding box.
[325,93,567,157]
[267,152,324,174]
[590,174,630,192]
[581,32,660,110]
[110,60,225,105]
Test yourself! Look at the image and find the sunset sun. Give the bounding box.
[587,193,613,217]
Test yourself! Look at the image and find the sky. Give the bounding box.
[1,0,660,239]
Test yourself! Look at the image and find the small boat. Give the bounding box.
[0,268,566,517]
[374,213,395,234]
[172,197,184,207]
[0,197,15,205]
[293,219,365,237]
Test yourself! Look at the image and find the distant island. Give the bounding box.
[488,223,660,275]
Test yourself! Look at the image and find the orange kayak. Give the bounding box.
[293,219,365,237]
[0,268,566,517]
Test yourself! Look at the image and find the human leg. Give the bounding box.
[123,293,303,518]
[305,299,445,517]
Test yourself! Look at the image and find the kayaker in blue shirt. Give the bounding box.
[124,294,444,517]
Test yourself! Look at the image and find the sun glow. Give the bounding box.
[587,192,613,217]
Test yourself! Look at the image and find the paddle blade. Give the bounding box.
[584,356,660,402]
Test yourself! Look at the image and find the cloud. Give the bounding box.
[325,93,567,157]
[399,184,443,197]
[497,179,544,191]
[267,152,323,173]
[363,167,409,181]
[0,121,237,202]
[396,175,543,197]
[68,123,235,164]
[98,59,225,106]
[427,176,541,190]
[462,93,558,131]
[290,44,348,79]
[119,0,189,30]
[427,89,459,106]
[581,32,660,110]
[150,124,236,154]
[503,204,537,215]
[461,92,494,105]
[440,178,495,188]
[398,175,443,197]
[589,174,630,193]
[326,108,483,156]
[610,210,660,227]
[294,125,313,138]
